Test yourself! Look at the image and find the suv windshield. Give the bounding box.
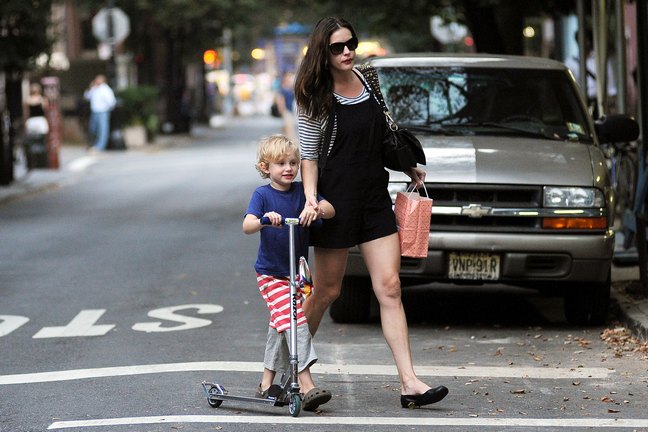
[375,66,593,142]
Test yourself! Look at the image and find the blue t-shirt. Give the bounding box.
[245,182,311,277]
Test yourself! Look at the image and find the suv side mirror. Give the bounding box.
[594,114,640,144]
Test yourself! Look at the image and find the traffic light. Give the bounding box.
[203,49,221,68]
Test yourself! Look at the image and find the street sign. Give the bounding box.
[430,16,468,44]
[92,7,130,44]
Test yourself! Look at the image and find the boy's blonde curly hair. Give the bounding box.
[255,134,300,179]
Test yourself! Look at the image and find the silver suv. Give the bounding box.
[332,54,639,325]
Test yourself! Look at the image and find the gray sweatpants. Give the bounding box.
[263,324,317,374]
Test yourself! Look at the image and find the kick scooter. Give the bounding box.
[201,217,311,417]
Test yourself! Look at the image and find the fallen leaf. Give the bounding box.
[608,408,620,413]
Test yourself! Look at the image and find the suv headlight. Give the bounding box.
[543,187,604,208]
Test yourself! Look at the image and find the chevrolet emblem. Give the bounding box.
[461,204,491,218]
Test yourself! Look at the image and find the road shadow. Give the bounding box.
[370,283,570,328]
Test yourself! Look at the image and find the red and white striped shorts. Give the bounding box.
[257,274,307,333]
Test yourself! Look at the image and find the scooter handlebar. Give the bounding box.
[260,216,301,226]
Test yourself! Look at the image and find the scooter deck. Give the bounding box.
[202,381,290,407]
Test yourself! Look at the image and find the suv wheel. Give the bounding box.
[563,271,611,326]
[329,276,372,323]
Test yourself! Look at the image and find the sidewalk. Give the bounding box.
[0,144,88,205]
[0,127,199,205]
[1,127,647,342]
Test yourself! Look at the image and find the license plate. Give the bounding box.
[448,252,500,280]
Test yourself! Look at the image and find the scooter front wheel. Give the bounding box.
[288,394,301,417]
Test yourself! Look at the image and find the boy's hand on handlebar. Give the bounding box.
[263,211,282,226]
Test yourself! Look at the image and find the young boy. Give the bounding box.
[243,135,335,411]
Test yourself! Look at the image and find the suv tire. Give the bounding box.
[329,276,372,323]
[564,271,611,326]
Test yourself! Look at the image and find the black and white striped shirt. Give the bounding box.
[298,71,372,161]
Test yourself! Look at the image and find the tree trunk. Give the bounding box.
[461,0,525,55]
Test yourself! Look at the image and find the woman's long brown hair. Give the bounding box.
[294,17,357,120]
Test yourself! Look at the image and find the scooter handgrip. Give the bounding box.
[260,216,281,225]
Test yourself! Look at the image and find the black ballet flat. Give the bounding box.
[400,385,449,408]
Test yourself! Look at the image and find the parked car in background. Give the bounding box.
[332,54,639,326]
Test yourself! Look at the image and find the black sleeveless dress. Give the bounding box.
[311,89,397,249]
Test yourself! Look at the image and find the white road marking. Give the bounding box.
[47,415,648,430]
[0,315,29,336]
[32,310,115,338]
[132,304,223,333]
[0,361,612,385]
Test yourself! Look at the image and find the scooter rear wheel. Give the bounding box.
[207,386,223,408]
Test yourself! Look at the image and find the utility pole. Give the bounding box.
[222,28,234,116]
[106,0,116,88]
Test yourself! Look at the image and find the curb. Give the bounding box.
[610,279,648,341]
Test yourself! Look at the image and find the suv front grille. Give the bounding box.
[426,184,543,233]
[428,184,542,207]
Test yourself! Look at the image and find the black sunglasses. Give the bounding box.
[329,37,359,55]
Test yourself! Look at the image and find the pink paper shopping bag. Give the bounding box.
[394,188,433,258]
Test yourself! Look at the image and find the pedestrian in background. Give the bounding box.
[294,16,449,409]
[275,72,298,143]
[84,74,116,152]
[564,29,617,117]
[23,83,49,136]
[242,134,335,411]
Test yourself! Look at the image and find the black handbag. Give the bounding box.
[357,64,426,171]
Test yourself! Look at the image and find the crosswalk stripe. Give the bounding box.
[0,361,611,385]
[48,415,648,429]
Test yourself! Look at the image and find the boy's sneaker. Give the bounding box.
[255,384,268,399]
[255,384,283,399]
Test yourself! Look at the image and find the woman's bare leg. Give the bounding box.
[303,247,348,335]
[359,233,431,396]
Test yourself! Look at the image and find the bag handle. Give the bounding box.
[405,182,430,199]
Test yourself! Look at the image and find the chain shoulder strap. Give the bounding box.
[357,64,398,131]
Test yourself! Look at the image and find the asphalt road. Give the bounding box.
[1,116,647,431]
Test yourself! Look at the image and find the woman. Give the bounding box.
[295,17,448,408]
[24,83,49,136]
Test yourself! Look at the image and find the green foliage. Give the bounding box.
[0,0,53,71]
[117,86,159,133]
